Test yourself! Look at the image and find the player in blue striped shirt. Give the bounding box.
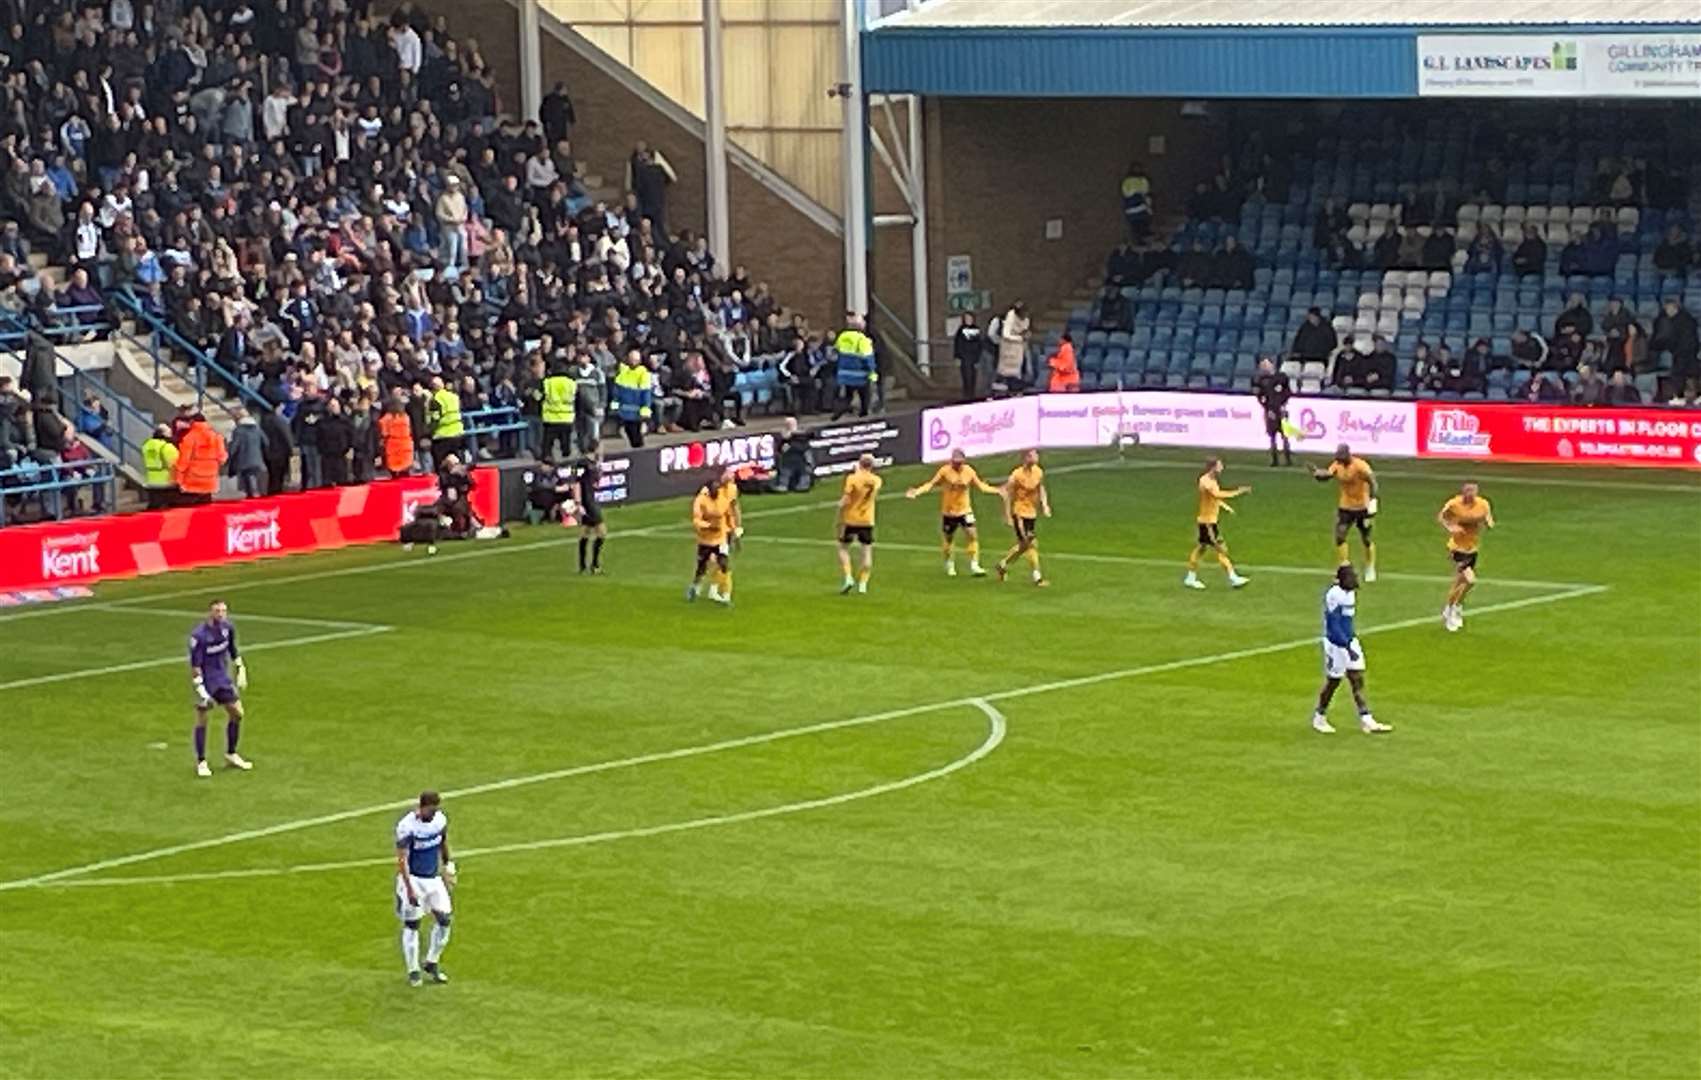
[1312,566,1392,735]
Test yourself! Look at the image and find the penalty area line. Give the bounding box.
[0,582,1605,893]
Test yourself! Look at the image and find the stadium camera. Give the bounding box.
[827,82,852,99]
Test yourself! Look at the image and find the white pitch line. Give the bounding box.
[0,625,393,693]
[1116,454,1701,494]
[0,461,1124,627]
[726,534,1595,592]
[0,583,1605,893]
[89,604,387,631]
[36,700,1011,891]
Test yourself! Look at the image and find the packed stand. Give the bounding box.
[1072,102,1701,406]
[0,0,839,520]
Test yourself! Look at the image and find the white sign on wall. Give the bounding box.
[946,255,972,293]
[1418,33,1701,98]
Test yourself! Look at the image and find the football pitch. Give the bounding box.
[3,446,1698,1079]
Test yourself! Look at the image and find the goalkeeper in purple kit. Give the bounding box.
[189,599,253,778]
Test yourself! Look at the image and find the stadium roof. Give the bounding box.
[863,2,1701,98]
[872,0,1701,30]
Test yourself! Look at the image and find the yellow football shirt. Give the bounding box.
[924,463,984,517]
[692,488,727,545]
[1441,495,1492,552]
[1197,473,1230,524]
[1329,457,1374,509]
[842,469,883,526]
[1008,464,1044,519]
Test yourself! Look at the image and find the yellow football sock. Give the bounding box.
[967,539,980,562]
[857,567,870,584]
[1334,541,1350,564]
[941,537,954,560]
[719,569,733,599]
[1025,546,1041,570]
[1364,542,1376,569]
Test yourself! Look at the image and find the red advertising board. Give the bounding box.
[0,469,499,592]
[1418,403,1701,469]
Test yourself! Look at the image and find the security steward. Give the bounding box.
[426,375,465,470]
[540,359,578,463]
[830,312,876,420]
[141,423,180,510]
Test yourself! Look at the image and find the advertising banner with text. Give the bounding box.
[1418,33,1701,98]
[1418,403,1701,468]
[0,469,501,592]
[922,393,1418,461]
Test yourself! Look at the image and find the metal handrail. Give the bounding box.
[0,313,152,480]
[0,458,117,526]
[109,291,273,418]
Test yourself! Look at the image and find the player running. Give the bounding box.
[1312,564,1392,734]
[188,599,252,778]
[995,449,1051,586]
[395,790,456,987]
[1312,443,1379,580]
[1438,481,1495,632]
[906,448,1001,577]
[575,455,606,574]
[837,454,883,594]
[1183,458,1250,590]
[687,475,734,605]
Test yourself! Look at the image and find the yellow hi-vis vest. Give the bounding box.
[141,437,178,488]
[541,374,577,424]
[430,387,464,438]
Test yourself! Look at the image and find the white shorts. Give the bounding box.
[1322,638,1366,679]
[395,874,452,922]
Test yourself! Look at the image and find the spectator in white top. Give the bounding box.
[434,175,469,274]
[525,149,559,195]
[389,15,422,75]
[262,84,296,143]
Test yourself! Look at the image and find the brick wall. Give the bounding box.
[873,98,1229,341]
[404,0,844,328]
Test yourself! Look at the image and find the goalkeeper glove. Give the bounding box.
[192,677,211,708]
[1366,497,1379,517]
[233,658,248,690]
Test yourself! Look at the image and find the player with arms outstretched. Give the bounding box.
[395,790,456,987]
[1438,481,1495,631]
[1183,458,1251,590]
[687,475,734,605]
[995,449,1051,587]
[188,599,252,778]
[906,448,1001,577]
[837,454,883,594]
[1312,564,1392,734]
[1313,443,1379,580]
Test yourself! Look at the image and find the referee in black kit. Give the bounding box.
[575,454,607,574]
[1252,356,1294,467]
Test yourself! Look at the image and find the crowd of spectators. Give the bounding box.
[1285,291,1701,403]
[0,0,845,516]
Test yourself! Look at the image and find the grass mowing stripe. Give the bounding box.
[0,626,393,692]
[0,585,1603,893]
[33,700,1011,890]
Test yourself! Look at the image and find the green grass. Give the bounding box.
[2,447,1698,1079]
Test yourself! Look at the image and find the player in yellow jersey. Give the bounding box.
[1312,443,1379,580]
[995,449,1051,586]
[1183,457,1251,590]
[686,476,734,606]
[720,466,745,551]
[1437,481,1495,632]
[837,454,883,594]
[906,448,1001,577]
